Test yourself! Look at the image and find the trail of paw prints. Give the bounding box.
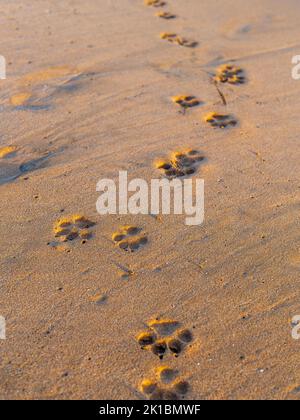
[155,149,204,179]
[137,319,194,359]
[48,214,96,249]
[160,33,198,48]
[144,0,175,19]
[214,64,246,85]
[140,367,190,400]
[172,95,201,109]
[204,112,237,128]
[112,225,148,253]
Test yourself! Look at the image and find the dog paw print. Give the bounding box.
[137,319,194,360]
[214,64,245,85]
[205,112,237,128]
[156,11,176,19]
[155,149,204,179]
[172,95,201,109]
[52,214,96,245]
[160,33,197,48]
[145,0,166,7]
[112,225,148,253]
[140,367,191,400]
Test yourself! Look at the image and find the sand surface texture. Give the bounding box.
[0,0,300,400]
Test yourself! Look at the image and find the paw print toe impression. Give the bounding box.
[140,379,158,396]
[157,366,178,384]
[112,225,148,252]
[155,149,204,179]
[138,331,157,347]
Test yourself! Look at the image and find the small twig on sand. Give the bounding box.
[213,79,227,106]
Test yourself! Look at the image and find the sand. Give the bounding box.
[0,0,300,400]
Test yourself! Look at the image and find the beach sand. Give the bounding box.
[0,0,300,400]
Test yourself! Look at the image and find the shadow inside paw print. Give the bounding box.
[52,214,96,246]
[155,149,204,179]
[137,319,194,359]
[205,112,237,128]
[112,225,148,252]
[140,366,191,401]
[214,64,246,85]
[160,33,198,48]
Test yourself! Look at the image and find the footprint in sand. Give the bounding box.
[137,319,194,359]
[156,11,176,19]
[0,146,17,159]
[145,0,166,7]
[50,214,96,247]
[112,225,148,253]
[19,155,53,174]
[172,95,201,109]
[205,112,237,128]
[214,64,246,85]
[0,146,19,184]
[0,147,53,185]
[155,149,204,179]
[160,33,198,48]
[10,66,81,110]
[20,66,79,85]
[90,293,108,305]
[140,366,191,400]
[10,92,33,107]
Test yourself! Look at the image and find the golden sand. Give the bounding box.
[0,0,299,401]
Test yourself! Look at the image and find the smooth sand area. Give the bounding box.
[0,0,300,399]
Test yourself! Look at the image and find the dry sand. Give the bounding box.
[0,0,300,400]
